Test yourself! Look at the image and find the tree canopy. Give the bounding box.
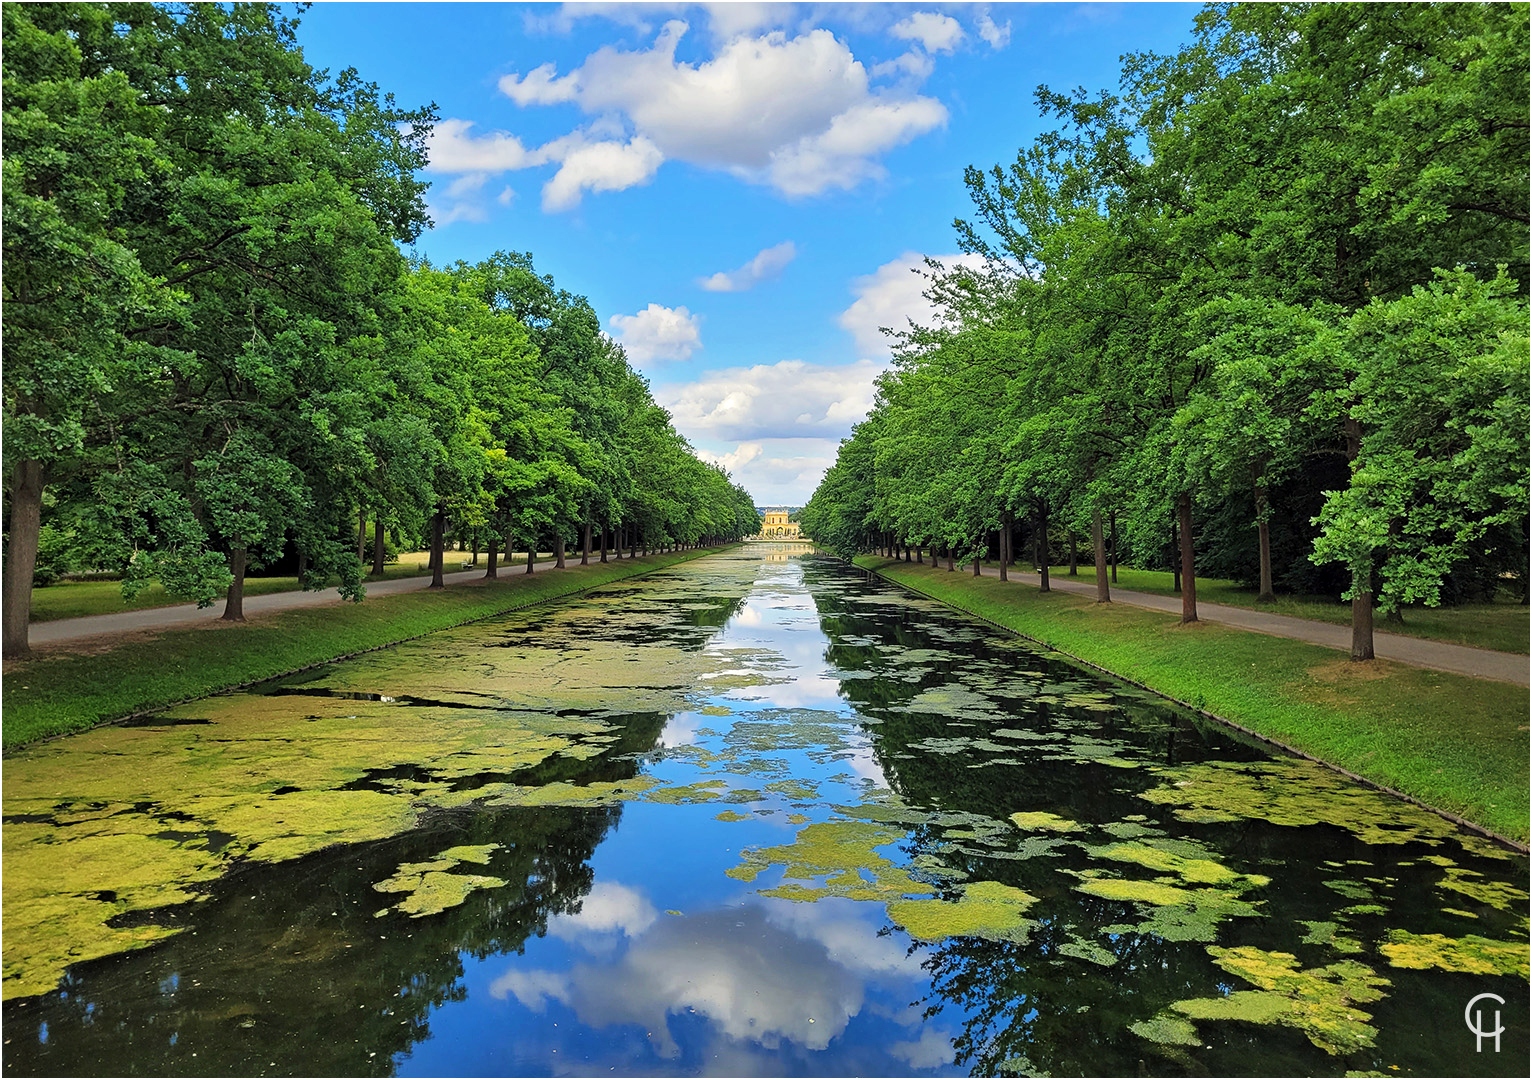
[802,1,1529,660]
[2,2,759,654]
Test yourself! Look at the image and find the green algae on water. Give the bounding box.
[1138,759,1503,856]
[1299,920,1364,955]
[373,843,508,917]
[1089,841,1269,889]
[1437,866,1530,910]
[1379,930,1529,978]
[1147,947,1392,1057]
[1129,1015,1202,1047]
[728,820,934,902]
[1009,811,1083,833]
[887,880,1038,943]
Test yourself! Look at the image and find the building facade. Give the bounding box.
[759,511,800,539]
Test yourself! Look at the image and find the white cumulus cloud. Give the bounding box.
[838,251,988,358]
[426,120,662,215]
[698,441,764,473]
[976,10,1012,49]
[496,19,947,199]
[541,134,664,210]
[655,358,881,440]
[426,118,540,172]
[698,241,797,292]
[607,303,702,364]
[890,11,965,53]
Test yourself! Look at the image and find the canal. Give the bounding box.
[2,549,1526,1075]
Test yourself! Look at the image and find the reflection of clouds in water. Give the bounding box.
[710,567,850,713]
[547,881,657,943]
[762,895,917,978]
[890,1026,959,1070]
[839,735,889,789]
[659,713,703,747]
[490,907,864,1058]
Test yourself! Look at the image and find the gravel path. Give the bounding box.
[27,555,595,646]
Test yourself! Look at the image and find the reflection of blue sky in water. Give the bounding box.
[397,557,952,1076]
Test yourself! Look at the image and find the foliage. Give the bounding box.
[1,4,757,651]
[802,2,1530,659]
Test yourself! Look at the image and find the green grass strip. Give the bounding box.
[856,556,1529,843]
[3,549,722,752]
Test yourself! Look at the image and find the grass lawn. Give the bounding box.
[4,548,720,752]
[977,561,1529,654]
[28,550,557,622]
[859,555,1530,844]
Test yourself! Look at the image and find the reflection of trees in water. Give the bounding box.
[5,795,639,1076]
[7,555,766,1076]
[799,561,1446,1078]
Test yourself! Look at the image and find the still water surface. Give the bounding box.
[3,550,1527,1075]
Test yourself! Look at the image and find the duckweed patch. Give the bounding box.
[887,880,1039,943]
[1139,759,1507,856]
[728,821,934,903]
[1147,947,1392,1056]
[1009,812,1083,833]
[1299,920,1364,955]
[1129,1014,1202,1047]
[1379,930,1529,978]
[0,572,768,1000]
[373,843,508,917]
[1437,866,1530,910]
[1089,841,1269,889]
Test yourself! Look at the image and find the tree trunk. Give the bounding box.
[222,546,247,621]
[1092,508,1110,603]
[555,534,566,569]
[485,533,498,579]
[582,521,591,565]
[915,545,923,564]
[1255,463,1275,603]
[2,458,43,657]
[630,528,637,560]
[999,513,1010,582]
[1345,416,1374,659]
[1109,511,1118,583]
[601,526,609,563]
[372,518,386,576]
[904,542,911,563]
[430,510,446,589]
[1178,492,1197,623]
[527,537,536,573]
[1068,533,1078,576]
[1170,514,1181,593]
[504,529,514,565]
[1037,510,1050,593]
[1352,564,1376,660]
[946,545,954,572]
[973,545,981,576]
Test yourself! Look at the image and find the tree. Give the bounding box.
[1311,270,1529,657]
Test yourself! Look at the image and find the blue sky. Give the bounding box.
[294,2,1198,504]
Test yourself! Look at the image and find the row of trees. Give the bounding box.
[2,3,759,655]
[802,2,1529,659]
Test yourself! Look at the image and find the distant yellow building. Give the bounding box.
[759,511,800,539]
